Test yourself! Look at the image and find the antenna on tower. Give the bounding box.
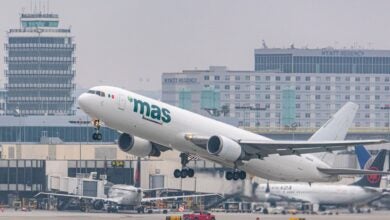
[262,40,268,49]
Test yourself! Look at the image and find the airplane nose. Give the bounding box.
[77,93,89,112]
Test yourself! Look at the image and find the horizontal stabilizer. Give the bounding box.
[317,167,390,176]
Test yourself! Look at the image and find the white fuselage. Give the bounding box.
[79,86,338,182]
[108,185,143,206]
[256,183,383,206]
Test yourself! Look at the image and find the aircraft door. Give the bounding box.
[118,95,126,110]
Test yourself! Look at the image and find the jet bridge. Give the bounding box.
[47,173,105,198]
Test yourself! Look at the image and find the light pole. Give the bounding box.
[380,105,390,140]
[79,118,82,175]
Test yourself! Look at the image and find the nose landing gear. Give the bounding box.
[173,153,195,179]
[92,119,102,141]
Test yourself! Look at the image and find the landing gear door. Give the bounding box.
[118,95,126,110]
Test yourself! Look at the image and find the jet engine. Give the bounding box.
[92,200,104,210]
[118,133,161,157]
[207,135,243,162]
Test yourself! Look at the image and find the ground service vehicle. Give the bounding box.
[183,211,216,220]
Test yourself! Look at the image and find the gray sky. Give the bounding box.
[1,0,390,91]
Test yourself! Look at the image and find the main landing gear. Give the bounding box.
[92,119,102,141]
[173,153,195,179]
[225,170,246,181]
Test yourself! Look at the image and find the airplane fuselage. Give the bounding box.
[256,183,383,206]
[79,86,338,182]
[108,185,143,206]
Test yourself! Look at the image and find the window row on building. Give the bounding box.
[5,83,75,89]
[6,43,75,49]
[8,63,73,71]
[6,70,75,76]
[203,74,390,82]
[7,96,74,102]
[6,56,75,62]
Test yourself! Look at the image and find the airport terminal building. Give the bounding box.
[162,48,390,131]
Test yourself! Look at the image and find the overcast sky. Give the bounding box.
[1,0,390,91]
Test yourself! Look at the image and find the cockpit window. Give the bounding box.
[87,90,105,97]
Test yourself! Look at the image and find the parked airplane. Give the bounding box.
[254,146,388,212]
[77,86,388,182]
[36,184,216,213]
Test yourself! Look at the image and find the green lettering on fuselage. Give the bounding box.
[133,99,150,117]
[130,96,171,124]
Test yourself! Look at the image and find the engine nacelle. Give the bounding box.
[118,133,161,157]
[207,135,242,162]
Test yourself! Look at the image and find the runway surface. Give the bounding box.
[1,209,390,220]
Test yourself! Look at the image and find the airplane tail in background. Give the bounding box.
[310,102,359,165]
[355,145,372,169]
[352,148,387,188]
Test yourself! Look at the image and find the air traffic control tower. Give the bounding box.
[5,12,76,115]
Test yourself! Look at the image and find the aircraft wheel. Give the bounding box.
[174,169,181,178]
[225,171,233,180]
[181,169,188,178]
[96,133,102,140]
[187,168,195,178]
[92,133,97,140]
[239,171,246,180]
[233,171,240,180]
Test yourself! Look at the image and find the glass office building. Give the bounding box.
[255,48,390,74]
[5,13,76,115]
[162,66,390,130]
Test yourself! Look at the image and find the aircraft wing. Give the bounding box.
[141,193,219,202]
[34,192,115,203]
[185,134,386,157]
[317,167,390,175]
[239,139,387,157]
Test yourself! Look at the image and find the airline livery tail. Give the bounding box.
[310,102,359,165]
[355,145,372,169]
[352,147,387,188]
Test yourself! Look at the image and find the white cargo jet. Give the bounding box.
[255,146,389,212]
[36,184,216,213]
[77,86,388,182]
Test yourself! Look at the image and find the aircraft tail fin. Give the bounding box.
[355,144,372,169]
[310,102,358,165]
[352,149,387,188]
